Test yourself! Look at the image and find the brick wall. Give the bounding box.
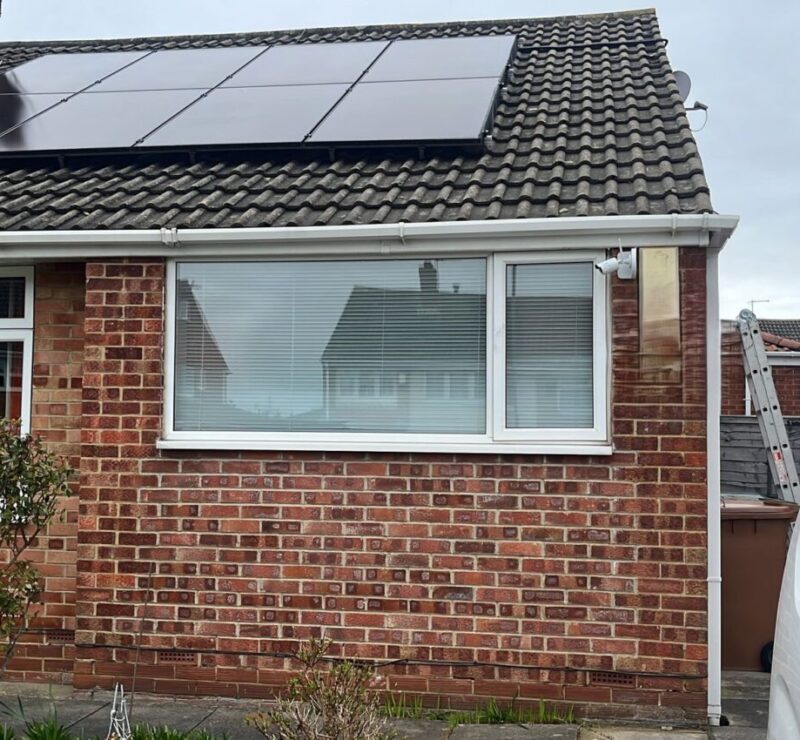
[4,263,84,684]
[721,324,800,416]
[66,251,709,721]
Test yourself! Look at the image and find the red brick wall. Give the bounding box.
[721,324,800,416]
[4,263,84,684]
[68,251,709,721]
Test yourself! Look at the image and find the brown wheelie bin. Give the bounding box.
[721,494,798,671]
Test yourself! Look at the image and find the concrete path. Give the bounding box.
[709,670,770,740]
[0,675,773,739]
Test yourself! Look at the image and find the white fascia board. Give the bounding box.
[0,213,739,261]
[768,352,800,366]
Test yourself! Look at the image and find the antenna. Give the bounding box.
[674,70,692,102]
[748,299,770,314]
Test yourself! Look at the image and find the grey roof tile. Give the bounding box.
[0,9,714,230]
[760,320,800,345]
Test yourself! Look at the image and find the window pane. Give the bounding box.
[506,262,593,428]
[0,342,24,419]
[175,259,486,434]
[0,277,25,319]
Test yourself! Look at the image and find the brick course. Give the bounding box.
[9,251,709,721]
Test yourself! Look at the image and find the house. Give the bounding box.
[0,9,739,724]
[721,318,800,496]
[722,318,800,416]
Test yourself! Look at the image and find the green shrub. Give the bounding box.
[246,637,395,740]
[0,420,73,675]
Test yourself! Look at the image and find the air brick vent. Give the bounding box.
[588,671,635,688]
[157,650,196,665]
[47,629,75,645]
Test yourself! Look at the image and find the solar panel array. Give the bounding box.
[0,35,515,155]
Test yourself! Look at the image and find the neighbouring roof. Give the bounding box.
[760,319,800,349]
[0,9,712,230]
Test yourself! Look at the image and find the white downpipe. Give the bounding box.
[707,246,723,725]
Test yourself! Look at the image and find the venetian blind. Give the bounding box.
[174,258,487,434]
[505,261,594,429]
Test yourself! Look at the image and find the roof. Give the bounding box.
[760,319,800,348]
[322,285,487,367]
[0,9,712,231]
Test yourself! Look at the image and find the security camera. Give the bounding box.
[595,248,637,280]
[595,257,620,275]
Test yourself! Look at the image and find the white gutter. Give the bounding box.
[0,213,739,260]
[707,246,723,725]
[767,352,800,367]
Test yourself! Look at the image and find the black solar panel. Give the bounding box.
[0,94,63,138]
[141,84,349,147]
[362,36,516,82]
[222,41,388,87]
[308,77,502,145]
[92,47,268,92]
[0,89,202,152]
[0,35,515,155]
[0,51,148,94]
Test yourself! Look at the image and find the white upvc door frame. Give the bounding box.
[0,265,34,434]
[0,329,34,435]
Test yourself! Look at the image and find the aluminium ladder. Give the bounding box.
[736,309,800,504]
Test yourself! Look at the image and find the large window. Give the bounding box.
[0,267,33,434]
[164,253,608,452]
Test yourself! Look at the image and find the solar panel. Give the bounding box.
[308,77,501,145]
[362,36,516,82]
[140,84,349,147]
[91,46,268,92]
[222,41,388,87]
[0,94,63,138]
[0,35,516,155]
[0,89,202,152]
[0,51,149,94]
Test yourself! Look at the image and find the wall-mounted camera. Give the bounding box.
[595,248,637,280]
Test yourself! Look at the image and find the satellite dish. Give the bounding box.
[674,70,692,102]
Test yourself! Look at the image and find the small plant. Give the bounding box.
[382,693,426,720]
[381,694,449,722]
[0,419,73,676]
[445,697,575,729]
[20,717,72,740]
[130,727,230,740]
[0,724,17,740]
[246,637,395,740]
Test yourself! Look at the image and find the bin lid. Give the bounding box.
[721,494,799,520]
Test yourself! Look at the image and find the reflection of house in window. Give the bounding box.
[505,293,593,428]
[175,279,230,409]
[321,262,486,432]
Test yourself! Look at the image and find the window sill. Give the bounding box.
[156,437,614,456]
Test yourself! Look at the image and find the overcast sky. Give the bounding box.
[0,0,797,320]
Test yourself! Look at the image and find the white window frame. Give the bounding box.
[161,251,610,455]
[0,266,34,435]
[492,252,608,443]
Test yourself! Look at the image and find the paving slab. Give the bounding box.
[710,728,767,740]
[579,727,707,740]
[452,724,578,738]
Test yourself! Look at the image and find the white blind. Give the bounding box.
[506,262,593,428]
[174,258,487,434]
